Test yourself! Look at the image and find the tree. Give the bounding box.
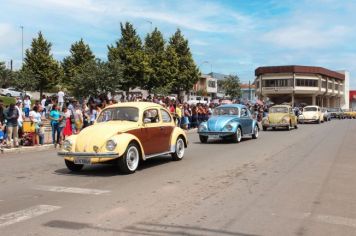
[220,75,241,99]
[108,22,146,96]
[62,39,96,92]
[22,32,62,97]
[168,29,200,94]
[143,28,167,93]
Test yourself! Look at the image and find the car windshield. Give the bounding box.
[269,107,288,113]
[304,107,317,112]
[328,108,340,112]
[213,107,239,116]
[97,107,139,122]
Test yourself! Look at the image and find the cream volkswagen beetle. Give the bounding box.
[58,102,188,174]
[298,105,324,124]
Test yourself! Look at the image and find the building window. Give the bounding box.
[208,80,216,88]
[256,81,259,89]
[262,79,293,87]
[322,81,327,88]
[328,82,333,89]
[296,79,318,87]
[335,84,339,90]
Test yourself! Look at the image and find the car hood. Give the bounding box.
[74,121,140,152]
[207,116,237,131]
[268,113,288,123]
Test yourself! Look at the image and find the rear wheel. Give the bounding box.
[118,143,140,174]
[294,123,298,129]
[232,127,242,143]
[6,93,11,97]
[252,125,259,139]
[65,160,83,172]
[172,137,185,161]
[199,135,208,143]
[262,126,267,131]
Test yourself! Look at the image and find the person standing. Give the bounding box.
[0,99,5,125]
[62,107,72,139]
[15,101,24,138]
[74,105,83,133]
[4,103,19,148]
[23,96,31,117]
[41,95,47,116]
[49,105,61,148]
[57,89,65,111]
[29,106,42,145]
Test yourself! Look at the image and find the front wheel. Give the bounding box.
[65,160,83,172]
[118,143,140,174]
[232,127,242,143]
[252,125,259,139]
[6,93,11,97]
[172,137,185,161]
[199,135,208,143]
[294,123,298,129]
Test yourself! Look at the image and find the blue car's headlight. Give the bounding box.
[199,124,207,132]
[223,122,236,131]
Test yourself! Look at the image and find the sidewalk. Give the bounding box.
[0,144,54,155]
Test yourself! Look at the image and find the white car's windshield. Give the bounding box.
[97,107,139,122]
[213,107,239,116]
[304,107,317,112]
[269,107,288,113]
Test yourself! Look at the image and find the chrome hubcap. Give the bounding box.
[126,146,139,171]
[176,139,185,158]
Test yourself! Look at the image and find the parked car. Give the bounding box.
[0,87,31,98]
[321,108,331,122]
[343,110,356,119]
[298,105,323,124]
[198,104,259,143]
[58,102,188,174]
[262,105,298,131]
[327,108,345,119]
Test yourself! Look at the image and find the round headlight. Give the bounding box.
[63,140,72,151]
[106,140,117,151]
[282,118,289,124]
[225,124,233,131]
[199,124,207,131]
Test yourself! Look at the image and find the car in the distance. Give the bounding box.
[262,105,298,131]
[0,87,31,98]
[327,108,345,119]
[298,105,323,124]
[321,108,331,122]
[198,104,259,143]
[58,102,187,174]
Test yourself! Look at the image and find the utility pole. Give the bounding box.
[20,26,24,64]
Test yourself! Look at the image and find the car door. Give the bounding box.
[160,109,175,152]
[141,108,167,155]
[240,107,253,134]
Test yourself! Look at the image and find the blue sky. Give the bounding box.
[1,0,355,88]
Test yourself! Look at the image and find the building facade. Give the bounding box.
[255,65,349,109]
[240,83,256,101]
[350,90,356,110]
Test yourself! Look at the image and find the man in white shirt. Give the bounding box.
[23,96,31,117]
[57,90,65,111]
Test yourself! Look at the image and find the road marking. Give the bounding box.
[0,205,61,228]
[34,185,110,195]
[316,214,356,228]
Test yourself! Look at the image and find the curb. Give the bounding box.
[0,144,54,154]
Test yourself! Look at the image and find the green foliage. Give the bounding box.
[108,22,146,94]
[143,28,168,93]
[62,39,96,92]
[168,29,200,94]
[220,75,241,99]
[21,32,62,97]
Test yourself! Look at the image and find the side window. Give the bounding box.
[143,109,160,123]
[161,109,172,123]
[240,108,248,117]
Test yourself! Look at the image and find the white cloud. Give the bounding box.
[0,23,20,48]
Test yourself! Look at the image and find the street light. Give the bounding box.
[20,26,24,64]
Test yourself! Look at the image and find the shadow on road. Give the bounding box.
[43,220,259,236]
[53,155,173,177]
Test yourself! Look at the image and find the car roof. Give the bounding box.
[105,102,164,110]
[218,104,245,109]
[304,105,319,108]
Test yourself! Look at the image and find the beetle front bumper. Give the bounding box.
[198,131,235,137]
[58,151,120,158]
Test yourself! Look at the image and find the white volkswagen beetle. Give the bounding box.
[298,105,323,124]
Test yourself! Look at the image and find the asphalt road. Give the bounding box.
[1,119,356,236]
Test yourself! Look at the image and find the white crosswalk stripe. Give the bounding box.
[0,205,61,228]
[34,185,110,195]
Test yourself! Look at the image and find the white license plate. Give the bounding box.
[74,158,91,165]
[208,135,220,139]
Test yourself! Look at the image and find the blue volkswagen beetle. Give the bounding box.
[198,104,259,143]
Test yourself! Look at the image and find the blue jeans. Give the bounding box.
[51,122,61,144]
[24,108,30,117]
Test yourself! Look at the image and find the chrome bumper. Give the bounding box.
[263,123,289,127]
[58,151,120,158]
[198,131,235,137]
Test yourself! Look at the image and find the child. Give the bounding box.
[38,123,45,145]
